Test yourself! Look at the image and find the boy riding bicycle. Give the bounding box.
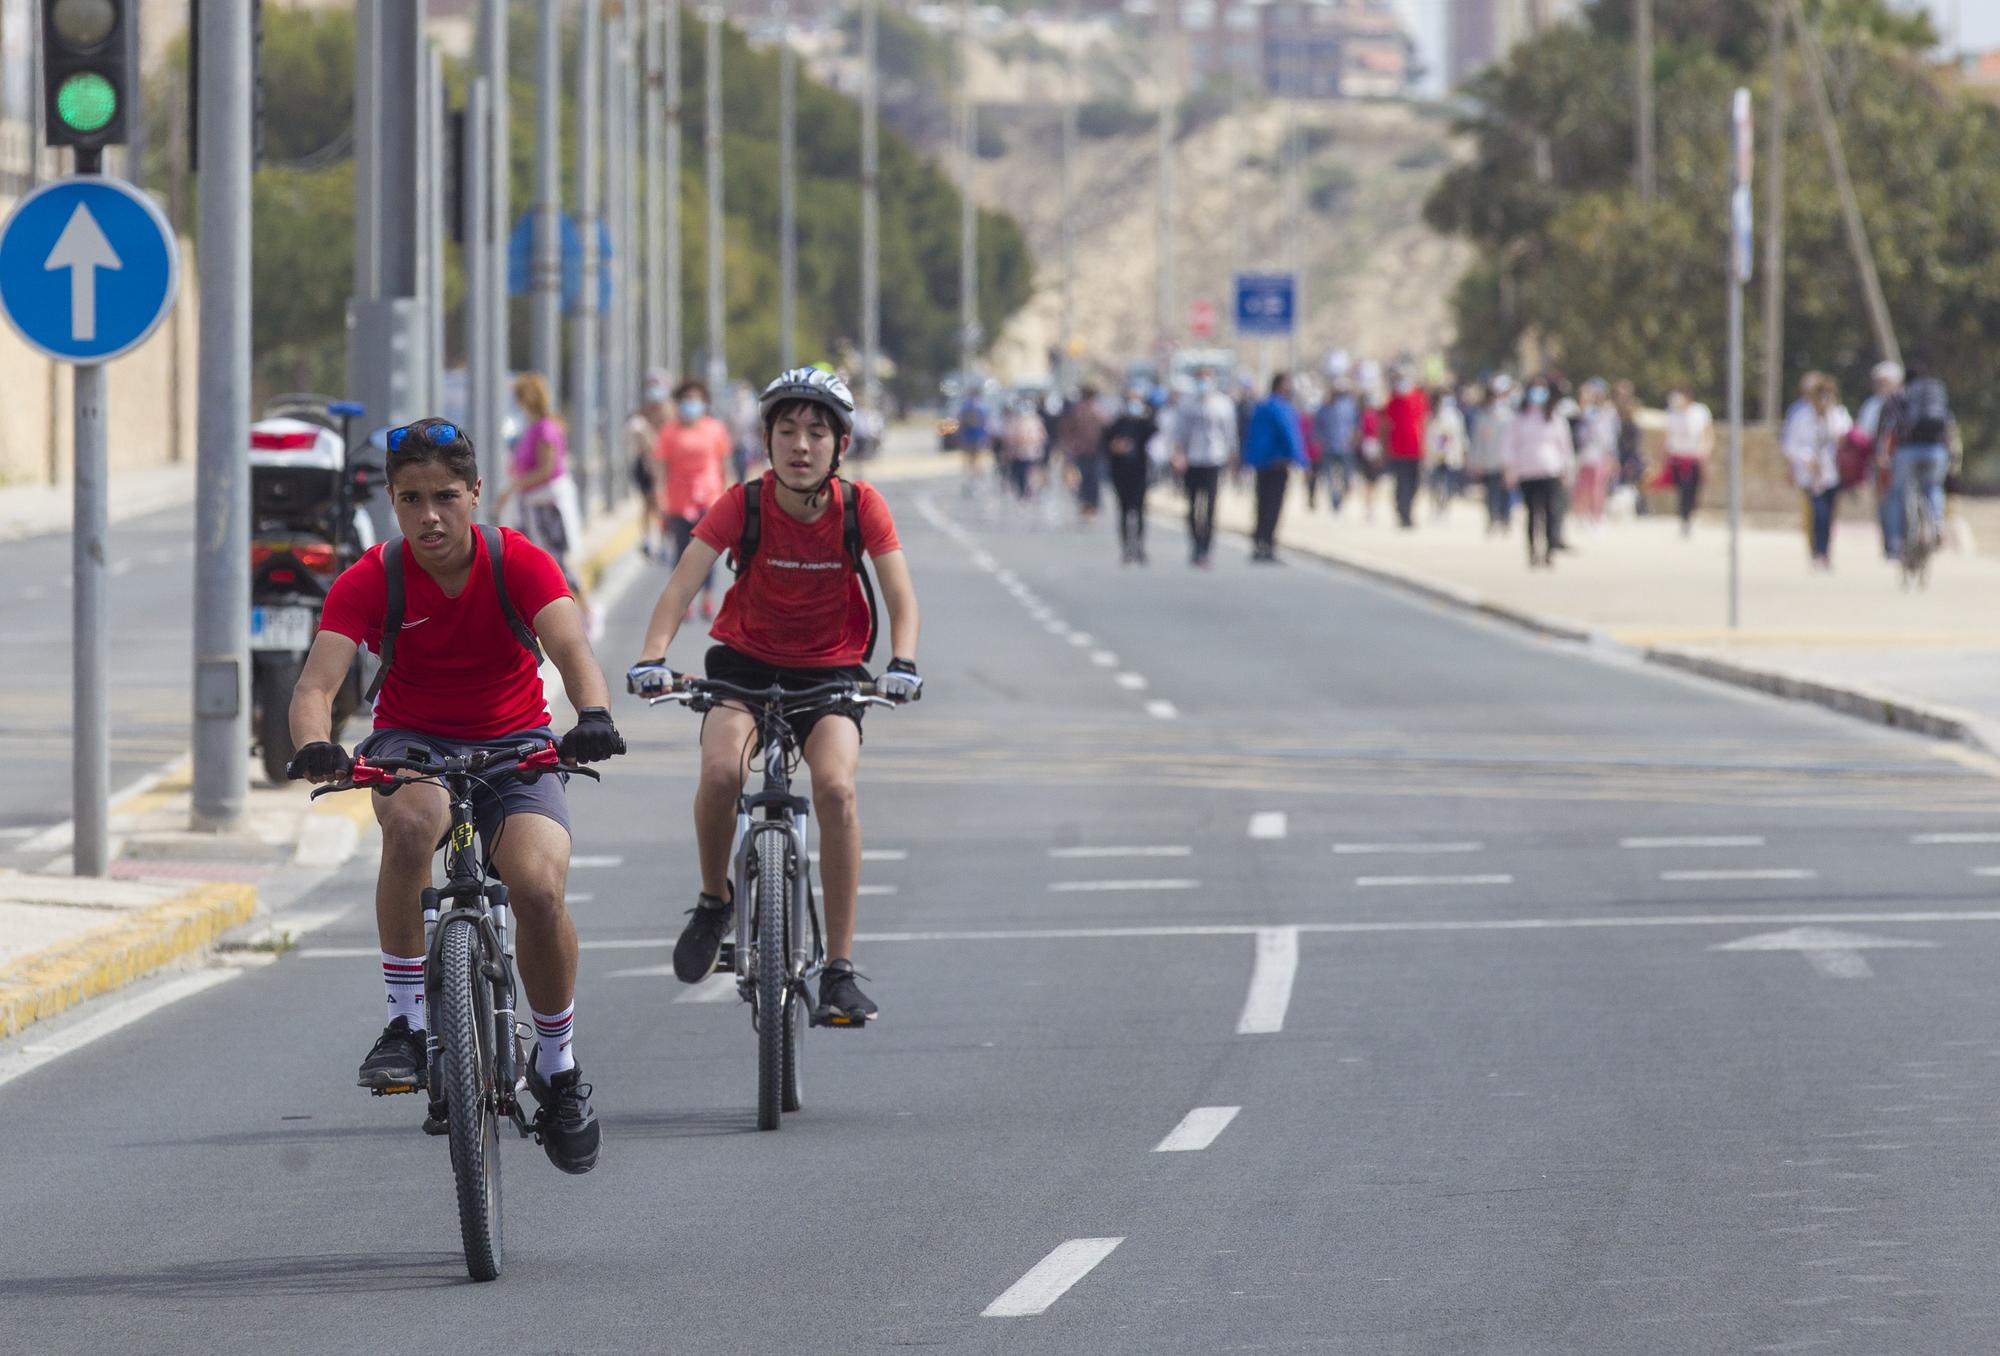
[628,368,923,1025]
[287,418,627,1175]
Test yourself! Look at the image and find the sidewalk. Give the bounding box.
[0,463,196,541]
[1198,477,2000,753]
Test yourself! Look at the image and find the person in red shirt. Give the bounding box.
[1381,367,1430,529]
[629,369,923,1026]
[653,377,735,620]
[286,417,625,1176]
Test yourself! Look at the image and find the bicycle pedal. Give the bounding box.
[810,1012,868,1029]
[716,941,736,974]
[369,1082,422,1097]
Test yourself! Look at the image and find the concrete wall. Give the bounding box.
[0,216,199,488]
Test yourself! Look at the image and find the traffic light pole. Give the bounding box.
[192,0,253,831]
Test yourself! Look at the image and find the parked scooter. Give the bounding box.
[248,395,384,784]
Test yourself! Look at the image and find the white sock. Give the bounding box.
[531,1004,577,1075]
[382,952,426,1032]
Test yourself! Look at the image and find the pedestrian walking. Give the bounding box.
[1781,371,1851,570]
[1879,353,1954,559]
[1103,389,1158,565]
[655,377,734,622]
[1312,379,1360,516]
[956,386,994,493]
[497,371,596,636]
[1611,379,1646,515]
[999,400,1046,503]
[1244,374,1310,562]
[1176,376,1238,567]
[1057,384,1108,524]
[1572,379,1618,528]
[627,370,671,559]
[1426,388,1468,517]
[1855,360,1904,558]
[1503,377,1574,568]
[1661,385,1714,537]
[1382,368,1429,529]
[1467,377,1515,533]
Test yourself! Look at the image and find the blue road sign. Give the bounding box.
[0,177,179,364]
[1234,272,1296,338]
[507,212,614,313]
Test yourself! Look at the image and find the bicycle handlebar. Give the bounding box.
[307,739,601,799]
[640,675,897,712]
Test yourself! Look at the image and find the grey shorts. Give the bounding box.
[354,725,572,847]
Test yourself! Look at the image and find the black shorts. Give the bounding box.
[705,644,871,747]
[354,725,572,847]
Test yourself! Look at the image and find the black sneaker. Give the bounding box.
[673,889,733,983]
[358,1016,426,1092]
[525,1054,601,1175]
[814,959,879,1026]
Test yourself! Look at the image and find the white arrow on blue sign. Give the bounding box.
[0,177,179,365]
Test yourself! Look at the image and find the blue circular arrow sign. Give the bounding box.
[0,177,179,365]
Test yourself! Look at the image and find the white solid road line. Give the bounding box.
[1154,1105,1241,1152]
[1248,811,1288,840]
[1355,874,1513,888]
[1049,879,1198,892]
[1144,700,1179,720]
[982,1238,1125,1318]
[1048,845,1192,859]
[0,969,240,1089]
[569,855,624,869]
[1913,832,2000,845]
[1620,835,1766,848]
[1237,927,1298,1034]
[1334,842,1484,855]
[1659,868,1816,882]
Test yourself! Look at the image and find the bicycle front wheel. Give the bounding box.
[755,830,788,1132]
[439,916,503,1281]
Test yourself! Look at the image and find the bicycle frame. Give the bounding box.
[728,698,822,1014]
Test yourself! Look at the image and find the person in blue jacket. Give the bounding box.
[1243,373,1310,562]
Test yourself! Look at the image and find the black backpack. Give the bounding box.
[1898,376,1952,446]
[363,524,543,703]
[728,475,880,664]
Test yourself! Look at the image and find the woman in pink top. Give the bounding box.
[654,378,735,620]
[498,371,595,627]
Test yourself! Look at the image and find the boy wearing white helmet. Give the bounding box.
[628,368,924,1025]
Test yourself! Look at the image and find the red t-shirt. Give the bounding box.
[1383,389,1430,461]
[693,478,901,668]
[320,527,572,739]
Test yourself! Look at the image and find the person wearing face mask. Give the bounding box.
[654,379,735,622]
[1661,385,1715,537]
[628,371,672,559]
[1503,378,1575,568]
[1103,389,1160,564]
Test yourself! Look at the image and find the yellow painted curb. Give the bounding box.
[0,882,256,1040]
[578,517,642,594]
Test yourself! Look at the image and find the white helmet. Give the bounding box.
[758,366,855,436]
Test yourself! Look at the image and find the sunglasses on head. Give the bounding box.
[386,421,462,454]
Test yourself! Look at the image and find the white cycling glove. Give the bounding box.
[880,658,923,703]
[625,659,676,697]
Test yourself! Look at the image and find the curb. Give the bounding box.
[576,514,642,595]
[0,882,256,1040]
[1208,508,1992,755]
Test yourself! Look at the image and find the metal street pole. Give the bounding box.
[1058,0,1076,390]
[1155,0,1175,366]
[480,0,509,501]
[861,0,881,413]
[665,0,684,380]
[426,46,447,414]
[778,0,797,369]
[466,76,492,483]
[958,0,977,383]
[1282,68,1300,375]
[73,365,108,871]
[1761,0,1786,423]
[704,5,727,395]
[604,5,631,500]
[644,0,665,372]
[192,0,253,832]
[533,0,564,401]
[574,0,603,511]
[1635,0,1655,202]
[1728,88,1752,632]
[350,0,423,431]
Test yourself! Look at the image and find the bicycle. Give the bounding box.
[1899,476,1940,590]
[311,740,601,1282]
[634,675,897,1131]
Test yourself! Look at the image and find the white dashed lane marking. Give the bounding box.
[1144,700,1179,720]
[1153,1106,1241,1152]
[1048,845,1192,859]
[1114,672,1150,691]
[1333,841,1483,855]
[1355,874,1513,888]
[1248,812,1287,840]
[1236,927,1298,1035]
[1048,879,1198,893]
[982,1238,1125,1318]
[1660,869,1816,883]
[1913,832,2000,845]
[1620,835,1766,849]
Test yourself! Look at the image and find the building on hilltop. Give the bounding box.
[1444,0,1583,89]
[1184,0,1416,100]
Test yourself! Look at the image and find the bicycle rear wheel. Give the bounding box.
[755,830,788,1132]
[439,916,503,1280]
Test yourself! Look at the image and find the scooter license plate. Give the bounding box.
[250,605,316,651]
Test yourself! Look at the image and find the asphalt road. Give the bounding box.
[8,474,2000,1353]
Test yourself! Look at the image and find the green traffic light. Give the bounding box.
[55,71,118,134]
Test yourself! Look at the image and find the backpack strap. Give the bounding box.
[482,524,545,667]
[362,538,406,703]
[842,477,881,665]
[729,476,763,575]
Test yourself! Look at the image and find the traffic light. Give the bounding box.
[42,0,137,152]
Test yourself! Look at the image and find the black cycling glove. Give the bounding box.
[286,741,351,783]
[559,707,627,763]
